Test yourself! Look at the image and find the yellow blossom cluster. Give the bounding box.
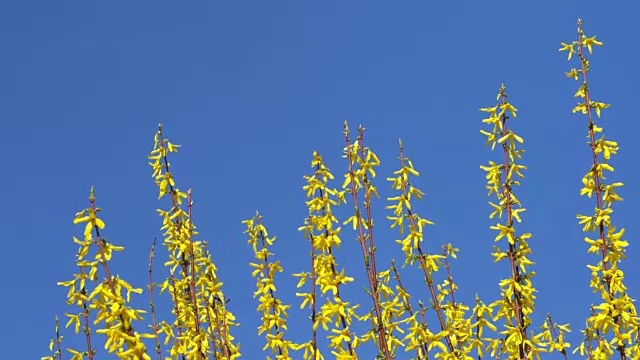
[243,213,296,359]
[295,151,360,360]
[561,19,640,358]
[149,124,241,359]
[479,85,571,359]
[56,187,152,359]
[386,141,488,359]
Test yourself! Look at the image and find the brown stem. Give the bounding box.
[169,271,188,360]
[309,223,318,360]
[575,21,626,360]
[418,246,453,351]
[473,304,482,360]
[255,216,285,356]
[442,247,461,350]
[397,143,454,353]
[546,314,568,360]
[495,340,506,360]
[89,197,122,314]
[356,128,380,283]
[328,246,355,355]
[205,271,232,360]
[576,22,610,279]
[55,316,64,360]
[156,128,196,314]
[497,89,527,358]
[589,305,599,360]
[307,224,355,356]
[203,295,220,359]
[442,248,457,310]
[156,128,212,358]
[202,244,221,359]
[77,265,94,360]
[316,176,355,356]
[153,128,188,359]
[391,260,429,358]
[187,191,204,360]
[419,302,429,360]
[148,238,162,360]
[358,128,392,358]
[343,124,391,359]
[88,193,142,356]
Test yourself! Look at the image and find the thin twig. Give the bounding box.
[397,142,453,352]
[343,123,391,358]
[391,260,429,358]
[55,316,64,360]
[546,314,569,360]
[187,190,204,360]
[148,238,162,360]
[77,265,94,360]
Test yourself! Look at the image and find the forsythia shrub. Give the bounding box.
[42,19,639,360]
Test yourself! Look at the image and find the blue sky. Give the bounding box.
[2,1,639,358]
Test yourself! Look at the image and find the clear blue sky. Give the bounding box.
[2,1,639,358]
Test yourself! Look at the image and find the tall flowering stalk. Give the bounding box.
[560,19,640,359]
[479,85,547,359]
[341,122,397,359]
[58,188,151,359]
[296,151,360,360]
[387,141,477,359]
[149,124,241,359]
[243,213,296,359]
